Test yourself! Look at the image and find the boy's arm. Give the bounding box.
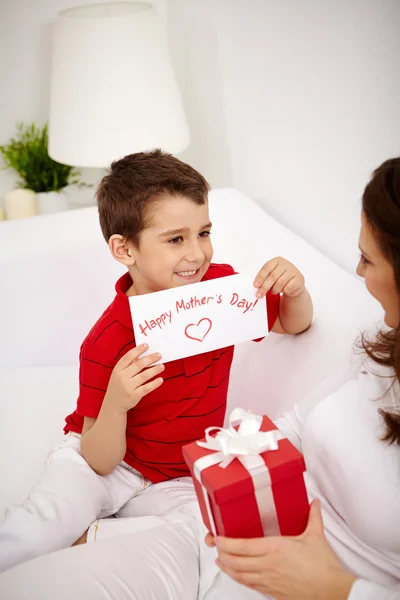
[80,345,164,476]
[271,288,313,334]
[254,257,313,334]
[80,411,127,476]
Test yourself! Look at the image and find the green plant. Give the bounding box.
[0,122,80,193]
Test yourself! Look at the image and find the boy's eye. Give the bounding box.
[168,236,183,244]
[168,231,211,244]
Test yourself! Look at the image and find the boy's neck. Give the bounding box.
[125,269,153,297]
[126,283,136,297]
[125,269,137,297]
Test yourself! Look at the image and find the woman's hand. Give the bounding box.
[206,500,356,600]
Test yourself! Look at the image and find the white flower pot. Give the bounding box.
[4,188,36,220]
[37,190,69,215]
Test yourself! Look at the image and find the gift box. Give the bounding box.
[182,408,309,538]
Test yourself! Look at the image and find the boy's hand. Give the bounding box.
[103,344,164,414]
[254,257,305,299]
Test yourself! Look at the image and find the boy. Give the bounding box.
[0,150,313,572]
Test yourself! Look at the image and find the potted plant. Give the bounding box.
[0,122,80,216]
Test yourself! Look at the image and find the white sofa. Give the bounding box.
[0,188,383,519]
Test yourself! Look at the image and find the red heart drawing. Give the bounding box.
[185,318,212,342]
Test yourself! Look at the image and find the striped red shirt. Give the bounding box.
[64,264,280,482]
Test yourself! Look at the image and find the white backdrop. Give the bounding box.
[0,0,167,205]
[169,0,400,273]
[1,0,400,274]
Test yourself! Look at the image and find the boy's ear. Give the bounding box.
[108,234,135,266]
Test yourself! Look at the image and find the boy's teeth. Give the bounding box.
[177,270,196,276]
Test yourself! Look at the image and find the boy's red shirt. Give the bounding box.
[64,264,280,482]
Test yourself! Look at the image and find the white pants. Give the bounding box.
[0,434,152,572]
[0,518,201,600]
[0,517,266,600]
[0,435,264,599]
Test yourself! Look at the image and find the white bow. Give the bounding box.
[197,407,284,468]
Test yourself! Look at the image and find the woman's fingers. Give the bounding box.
[216,552,267,573]
[205,533,216,547]
[215,535,278,557]
[215,560,266,588]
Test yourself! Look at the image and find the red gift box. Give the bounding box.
[182,409,309,538]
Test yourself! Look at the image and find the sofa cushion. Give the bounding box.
[0,189,382,372]
[0,366,78,517]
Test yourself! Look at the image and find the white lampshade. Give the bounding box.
[48,2,190,167]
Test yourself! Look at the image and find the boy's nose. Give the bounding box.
[185,241,204,264]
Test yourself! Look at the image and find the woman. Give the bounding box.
[207,158,400,600]
[0,159,399,600]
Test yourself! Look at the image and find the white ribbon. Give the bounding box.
[193,408,285,537]
[197,407,284,467]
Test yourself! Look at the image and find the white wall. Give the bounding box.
[1,0,400,273]
[169,0,400,273]
[0,0,167,207]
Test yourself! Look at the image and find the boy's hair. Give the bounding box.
[97,149,210,245]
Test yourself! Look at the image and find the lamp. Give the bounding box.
[48,2,190,167]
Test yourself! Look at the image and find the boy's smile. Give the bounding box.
[128,194,213,295]
[174,269,202,283]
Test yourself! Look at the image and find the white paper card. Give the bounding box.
[129,274,268,363]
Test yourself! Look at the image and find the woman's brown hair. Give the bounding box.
[361,158,400,444]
